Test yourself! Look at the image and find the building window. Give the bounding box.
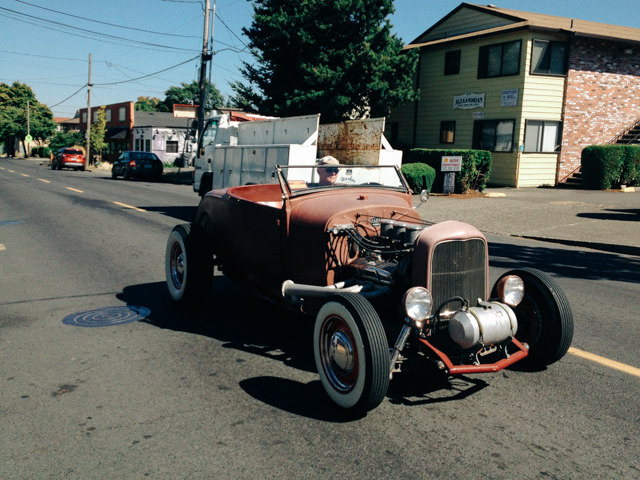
[135,138,141,150]
[119,107,126,121]
[524,120,562,152]
[166,141,179,153]
[440,121,456,144]
[478,40,521,78]
[472,119,515,152]
[81,112,87,123]
[145,139,151,152]
[444,50,461,75]
[531,40,567,75]
[105,109,112,122]
[92,110,98,122]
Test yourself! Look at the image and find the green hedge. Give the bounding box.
[32,146,51,158]
[581,145,640,189]
[405,149,492,193]
[401,162,436,193]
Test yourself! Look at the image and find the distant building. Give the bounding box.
[77,102,193,163]
[53,117,80,132]
[388,2,640,187]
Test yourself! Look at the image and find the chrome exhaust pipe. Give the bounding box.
[281,280,362,299]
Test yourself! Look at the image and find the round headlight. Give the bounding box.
[496,275,525,307]
[403,287,433,323]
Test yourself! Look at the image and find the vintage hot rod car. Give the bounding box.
[165,164,573,413]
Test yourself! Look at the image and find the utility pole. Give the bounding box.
[26,100,30,157]
[197,0,213,143]
[86,53,92,166]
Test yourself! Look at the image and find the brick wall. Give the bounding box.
[559,37,640,181]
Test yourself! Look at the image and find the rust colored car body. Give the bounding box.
[165,164,573,413]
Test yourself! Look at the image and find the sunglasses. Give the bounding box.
[325,168,339,174]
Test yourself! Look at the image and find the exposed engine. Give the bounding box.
[327,219,518,353]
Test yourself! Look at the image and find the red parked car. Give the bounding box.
[52,147,86,171]
[165,164,573,413]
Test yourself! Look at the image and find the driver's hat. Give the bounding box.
[318,156,339,166]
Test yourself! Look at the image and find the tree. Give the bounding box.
[162,80,225,113]
[49,130,85,153]
[90,106,107,162]
[0,81,56,154]
[232,0,418,122]
[135,96,163,112]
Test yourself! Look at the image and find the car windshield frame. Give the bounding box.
[275,164,411,198]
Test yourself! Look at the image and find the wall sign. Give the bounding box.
[501,88,519,107]
[453,92,485,110]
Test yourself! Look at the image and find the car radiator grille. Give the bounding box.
[431,238,486,312]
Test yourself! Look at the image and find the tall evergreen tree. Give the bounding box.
[232,0,417,122]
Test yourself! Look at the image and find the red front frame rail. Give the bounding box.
[418,337,529,374]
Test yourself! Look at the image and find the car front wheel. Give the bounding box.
[165,223,213,304]
[493,268,573,366]
[314,293,390,413]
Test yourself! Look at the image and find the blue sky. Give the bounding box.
[1,0,639,118]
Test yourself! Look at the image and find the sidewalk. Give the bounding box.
[414,187,640,256]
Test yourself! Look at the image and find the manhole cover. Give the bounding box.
[63,306,150,327]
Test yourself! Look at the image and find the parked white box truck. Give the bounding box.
[191,113,402,195]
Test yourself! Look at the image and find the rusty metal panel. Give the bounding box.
[318,118,402,166]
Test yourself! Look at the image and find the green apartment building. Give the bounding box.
[389,3,640,187]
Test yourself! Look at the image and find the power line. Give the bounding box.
[13,0,201,39]
[49,84,87,108]
[0,6,199,53]
[93,56,200,86]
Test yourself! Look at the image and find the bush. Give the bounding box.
[32,146,51,158]
[405,149,492,193]
[401,162,436,193]
[581,145,640,189]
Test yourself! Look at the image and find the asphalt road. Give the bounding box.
[1,157,638,480]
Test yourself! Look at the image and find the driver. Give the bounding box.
[317,156,340,185]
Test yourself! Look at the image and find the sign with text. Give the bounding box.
[501,88,519,107]
[441,155,462,172]
[453,92,485,110]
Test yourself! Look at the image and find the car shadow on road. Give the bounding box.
[117,277,493,419]
[489,242,640,284]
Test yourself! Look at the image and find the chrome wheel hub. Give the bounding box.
[170,244,185,289]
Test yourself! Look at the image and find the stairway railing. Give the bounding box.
[607,116,640,144]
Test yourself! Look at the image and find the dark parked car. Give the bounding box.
[165,164,574,414]
[52,148,86,171]
[112,151,163,181]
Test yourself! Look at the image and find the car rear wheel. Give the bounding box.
[111,170,118,179]
[123,169,131,180]
[165,223,213,304]
[493,268,573,366]
[314,293,389,413]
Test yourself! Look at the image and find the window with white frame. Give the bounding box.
[524,120,562,152]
